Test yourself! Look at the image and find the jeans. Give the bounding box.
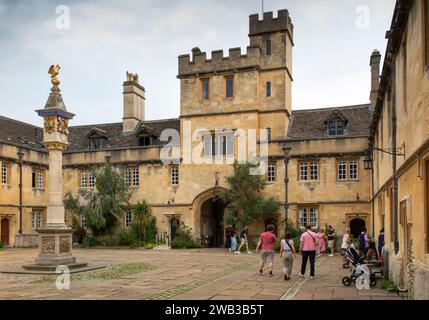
[301,250,316,277]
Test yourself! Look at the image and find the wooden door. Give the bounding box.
[1,219,9,246]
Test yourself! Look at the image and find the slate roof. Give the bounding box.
[287,104,373,141]
[0,116,180,153]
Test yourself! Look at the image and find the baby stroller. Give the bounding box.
[342,246,377,287]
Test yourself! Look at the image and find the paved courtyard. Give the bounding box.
[0,248,403,300]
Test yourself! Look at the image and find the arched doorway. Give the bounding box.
[1,218,9,246]
[350,218,365,238]
[170,218,180,241]
[200,197,225,248]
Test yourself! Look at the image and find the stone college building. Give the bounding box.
[0,1,428,298]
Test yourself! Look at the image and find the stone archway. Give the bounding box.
[350,218,366,239]
[193,187,227,248]
[1,218,10,246]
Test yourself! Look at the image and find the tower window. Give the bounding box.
[204,132,234,157]
[266,39,272,55]
[202,79,209,100]
[89,138,105,150]
[226,77,234,98]
[266,81,271,97]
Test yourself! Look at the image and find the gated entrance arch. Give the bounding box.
[350,218,366,238]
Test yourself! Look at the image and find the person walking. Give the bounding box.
[256,225,277,277]
[236,226,251,254]
[377,228,385,260]
[230,228,237,253]
[327,225,335,257]
[225,226,232,250]
[299,224,319,279]
[359,227,370,257]
[317,229,326,257]
[280,232,296,281]
[341,228,351,268]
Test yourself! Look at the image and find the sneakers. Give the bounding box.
[247,251,252,254]
[299,273,304,279]
[268,272,273,277]
[234,251,241,255]
[310,276,315,279]
[258,270,263,276]
[329,254,334,257]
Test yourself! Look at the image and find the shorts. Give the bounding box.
[240,238,247,245]
[260,250,275,264]
[328,240,334,248]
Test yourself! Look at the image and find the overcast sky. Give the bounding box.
[0,0,396,126]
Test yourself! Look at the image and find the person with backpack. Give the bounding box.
[299,224,319,279]
[280,232,296,281]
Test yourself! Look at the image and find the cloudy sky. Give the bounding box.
[0,0,396,126]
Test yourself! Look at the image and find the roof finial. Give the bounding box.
[48,65,61,87]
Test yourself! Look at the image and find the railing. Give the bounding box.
[156,232,169,247]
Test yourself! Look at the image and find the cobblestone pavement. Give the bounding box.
[0,248,402,300]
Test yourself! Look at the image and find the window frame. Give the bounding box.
[201,78,210,100]
[225,76,234,98]
[203,131,234,157]
[267,162,276,183]
[80,172,88,189]
[349,160,359,180]
[266,39,272,55]
[338,161,347,181]
[310,161,319,181]
[299,207,319,229]
[125,210,132,229]
[266,81,271,97]
[299,162,308,181]
[171,165,179,186]
[1,161,8,185]
[327,118,347,136]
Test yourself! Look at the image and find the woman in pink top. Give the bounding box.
[317,229,326,257]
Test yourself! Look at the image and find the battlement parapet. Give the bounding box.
[249,10,294,38]
[178,46,262,78]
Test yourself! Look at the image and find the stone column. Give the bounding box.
[23,65,87,270]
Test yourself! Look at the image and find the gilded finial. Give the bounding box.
[48,65,61,86]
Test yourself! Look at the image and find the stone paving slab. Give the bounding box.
[0,248,404,300]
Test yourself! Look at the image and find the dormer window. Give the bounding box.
[325,110,348,136]
[86,127,108,150]
[139,135,152,147]
[327,119,347,136]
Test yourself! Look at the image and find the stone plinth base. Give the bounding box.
[22,227,87,270]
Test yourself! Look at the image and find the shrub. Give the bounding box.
[116,229,133,246]
[83,235,96,248]
[171,223,201,249]
[144,243,156,250]
[381,279,398,292]
[0,242,3,250]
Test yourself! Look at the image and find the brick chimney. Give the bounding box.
[369,49,381,110]
[123,72,145,133]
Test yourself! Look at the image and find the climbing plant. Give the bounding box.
[406,239,415,300]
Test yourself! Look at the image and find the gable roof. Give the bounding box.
[287,104,372,141]
[0,116,180,153]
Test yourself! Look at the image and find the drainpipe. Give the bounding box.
[391,60,399,254]
[283,145,291,237]
[371,149,375,238]
[17,151,24,242]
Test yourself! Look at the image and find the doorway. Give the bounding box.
[350,218,365,239]
[170,218,180,241]
[200,197,225,248]
[1,218,9,246]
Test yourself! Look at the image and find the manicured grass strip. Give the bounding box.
[33,263,155,283]
[145,261,255,300]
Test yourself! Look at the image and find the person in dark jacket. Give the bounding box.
[378,228,385,259]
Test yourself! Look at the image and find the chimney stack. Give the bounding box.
[123,72,145,133]
[370,49,381,110]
